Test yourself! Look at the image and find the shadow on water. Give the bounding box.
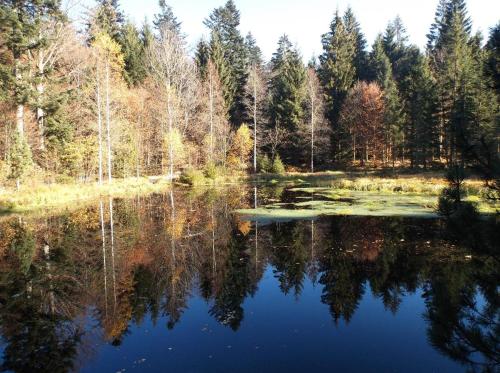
[0,184,498,372]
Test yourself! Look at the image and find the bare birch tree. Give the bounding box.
[147,26,195,179]
[245,64,267,173]
[304,68,328,172]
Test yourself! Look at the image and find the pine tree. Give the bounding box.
[209,32,235,112]
[204,0,248,125]
[269,35,306,164]
[383,16,409,80]
[141,19,154,49]
[119,21,147,86]
[370,35,405,165]
[245,32,263,68]
[343,7,368,80]
[8,132,32,190]
[428,0,496,169]
[195,38,211,80]
[319,11,356,161]
[0,1,63,138]
[153,0,182,35]
[406,55,439,168]
[92,0,124,42]
[485,23,500,94]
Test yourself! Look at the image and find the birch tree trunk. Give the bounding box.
[96,67,104,185]
[310,94,315,173]
[253,70,258,173]
[105,60,112,183]
[15,62,24,136]
[209,71,214,160]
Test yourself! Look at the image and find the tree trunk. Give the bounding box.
[209,72,214,161]
[15,61,24,136]
[311,96,315,173]
[96,67,103,185]
[253,75,257,173]
[105,60,112,183]
[100,200,108,316]
[37,52,46,150]
[353,135,356,164]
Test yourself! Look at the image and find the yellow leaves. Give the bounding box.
[68,208,100,230]
[166,208,186,239]
[162,128,186,168]
[91,32,125,72]
[0,222,16,258]
[237,221,252,236]
[228,124,253,170]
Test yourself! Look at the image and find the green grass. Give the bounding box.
[237,171,498,221]
[0,177,172,215]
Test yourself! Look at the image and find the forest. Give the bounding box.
[0,0,498,196]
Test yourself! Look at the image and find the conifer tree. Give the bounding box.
[209,32,235,112]
[195,38,210,80]
[245,32,263,68]
[427,0,476,164]
[406,55,439,168]
[370,35,405,164]
[320,11,356,161]
[343,7,368,80]
[269,35,306,164]
[153,0,182,35]
[204,0,248,125]
[92,0,124,42]
[485,23,500,94]
[120,21,147,86]
[0,0,64,138]
[383,16,409,80]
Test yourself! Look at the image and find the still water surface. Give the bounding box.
[0,185,498,372]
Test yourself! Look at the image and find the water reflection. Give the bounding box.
[0,186,498,372]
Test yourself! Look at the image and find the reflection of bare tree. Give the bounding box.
[99,200,108,316]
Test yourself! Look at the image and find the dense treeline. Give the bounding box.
[0,0,498,188]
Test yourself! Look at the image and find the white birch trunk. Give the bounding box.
[105,60,112,183]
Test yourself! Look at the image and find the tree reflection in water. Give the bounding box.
[0,185,497,372]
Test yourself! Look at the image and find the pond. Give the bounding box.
[0,185,498,372]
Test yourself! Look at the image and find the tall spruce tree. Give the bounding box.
[204,0,248,125]
[383,16,409,81]
[427,0,496,170]
[269,35,306,164]
[92,0,124,42]
[153,0,181,35]
[427,0,474,164]
[119,21,147,86]
[485,23,500,94]
[370,35,405,164]
[209,31,235,113]
[0,0,64,140]
[406,55,439,168]
[343,7,368,81]
[195,38,211,80]
[320,11,356,161]
[245,32,263,68]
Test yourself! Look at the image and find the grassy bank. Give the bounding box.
[0,177,172,215]
[236,171,498,220]
[252,170,488,196]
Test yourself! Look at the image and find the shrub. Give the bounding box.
[271,154,285,175]
[179,168,206,186]
[257,154,271,173]
[204,161,218,180]
[8,133,33,189]
[55,174,76,185]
